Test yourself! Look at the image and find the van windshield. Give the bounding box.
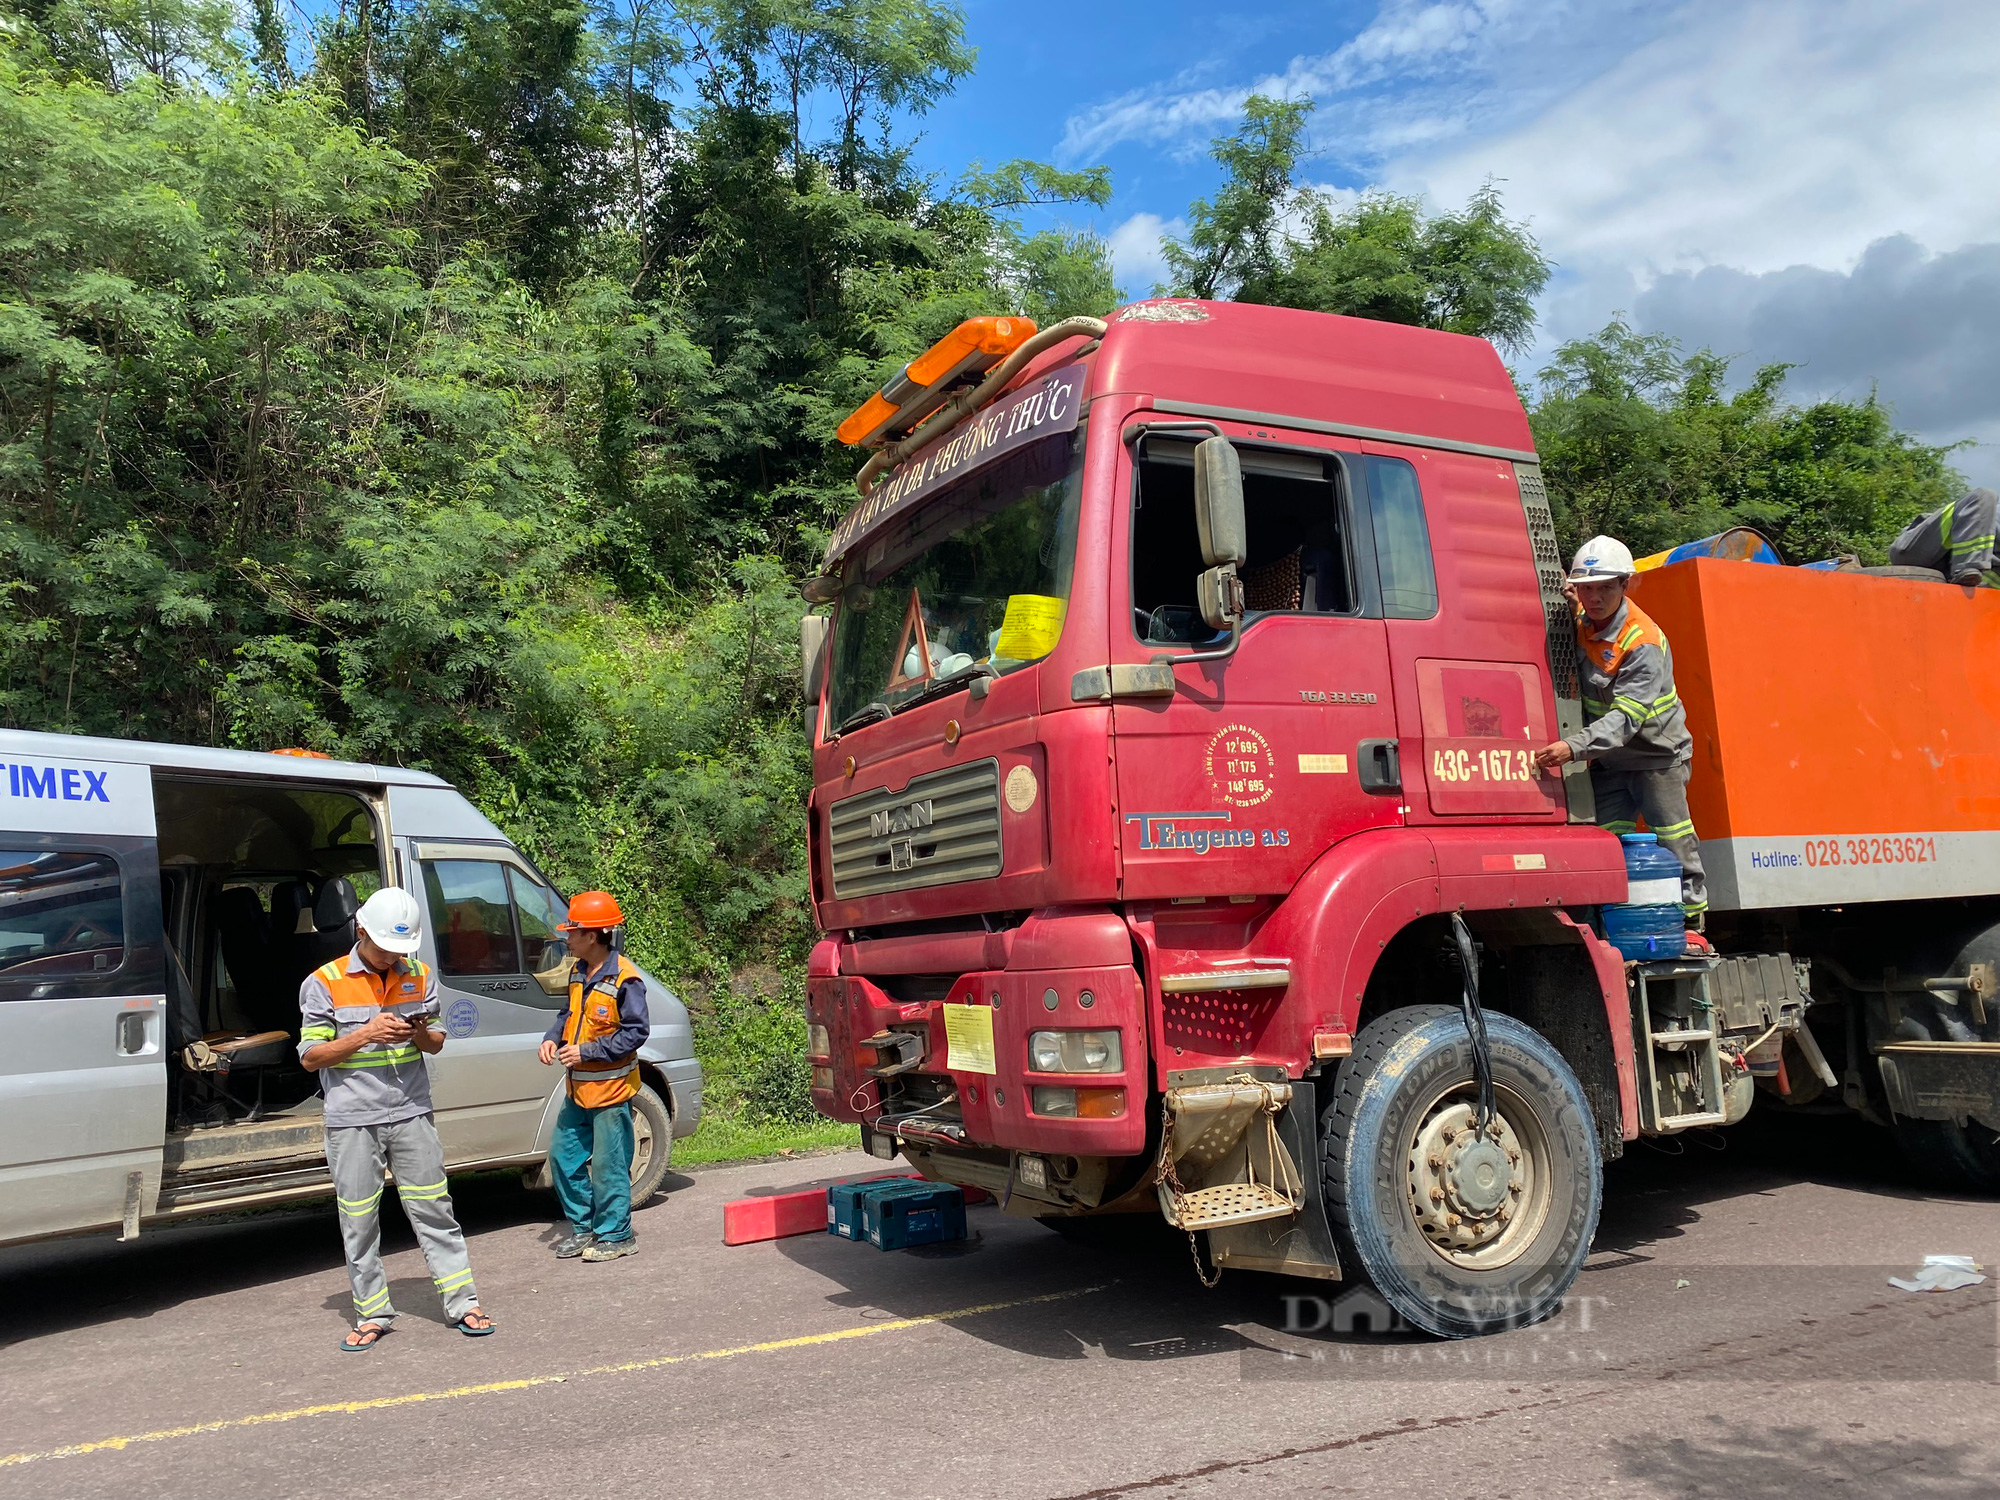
[826,431,1084,733]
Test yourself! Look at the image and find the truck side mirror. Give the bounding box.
[1193,437,1246,568]
[1196,565,1246,631]
[800,613,831,720]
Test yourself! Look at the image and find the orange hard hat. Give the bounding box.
[559,890,624,930]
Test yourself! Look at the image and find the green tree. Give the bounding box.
[1530,319,1959,562]
[1161,94,1312,301]
[1163,95,1551,351]
[1262,184,1549,351]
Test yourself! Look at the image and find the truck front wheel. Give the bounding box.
[1320,1005,1602,1339]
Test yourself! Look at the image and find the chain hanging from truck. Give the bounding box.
[1451,914,1495,1130]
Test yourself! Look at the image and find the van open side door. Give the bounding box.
[0,747,167,1240]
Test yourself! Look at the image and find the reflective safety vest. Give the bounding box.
[1576,599,1676,725]
[561,955,643,1108]
[311,955,430,1061]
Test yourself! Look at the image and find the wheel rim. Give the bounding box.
[629,1106,655,1187]
[1404,1081,1554,1271]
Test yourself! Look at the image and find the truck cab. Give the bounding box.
[802,301,1637,1336]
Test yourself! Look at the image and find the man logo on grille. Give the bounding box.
[870,799,934,838]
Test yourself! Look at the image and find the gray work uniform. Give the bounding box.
[1562,598,1707,918]
[299,950,480,1327]
[1889,488,1999,582]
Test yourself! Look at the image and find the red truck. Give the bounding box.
[798,300,2000,1339]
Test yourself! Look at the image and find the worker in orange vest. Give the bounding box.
[1533,536,1707,925]
[299,887,494,1347]
[538,890,650,1261]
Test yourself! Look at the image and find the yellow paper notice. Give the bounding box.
[941,1003,998,1075]
[994,594,1067,661]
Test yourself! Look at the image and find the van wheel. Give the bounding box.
[629,1085,674,1206]
[1320,1005,1601,1339]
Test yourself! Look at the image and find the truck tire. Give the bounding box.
[629,1084,674,1207]
[1857,565,1947,581]
[1320,1005,1601,1339]
[1891,1116,2000,1195]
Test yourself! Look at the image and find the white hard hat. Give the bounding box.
[1568,535,1636,582]
[356,887,424,955]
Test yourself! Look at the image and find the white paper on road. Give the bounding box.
[1888,1255,1987,1292]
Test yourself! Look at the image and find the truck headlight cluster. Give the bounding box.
[1028,1029,1121,1073]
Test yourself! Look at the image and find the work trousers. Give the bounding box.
[551,1095,635,1244]
[325,1116,479,1327]
[1590,761,1708,919]
[1889,488,1998,582]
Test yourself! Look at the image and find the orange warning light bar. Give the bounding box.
[836,316,1038,448]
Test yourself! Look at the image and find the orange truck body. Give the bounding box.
[1640,558,2000,909]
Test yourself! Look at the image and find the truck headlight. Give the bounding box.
[1027,1030,1121,1074]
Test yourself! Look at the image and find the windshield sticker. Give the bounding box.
[1205,724,1275,809]
[826,363,1086,563]
[994,593,1067,660]
[1125,811,1290,853]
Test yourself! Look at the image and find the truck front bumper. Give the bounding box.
[808,959,1149,1158]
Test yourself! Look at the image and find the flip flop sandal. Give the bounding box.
[341,1323,392,1353]
[452,1313,496,1337]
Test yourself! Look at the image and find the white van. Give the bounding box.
[0,728,703,1247]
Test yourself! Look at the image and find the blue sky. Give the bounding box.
[900,0,2000,486]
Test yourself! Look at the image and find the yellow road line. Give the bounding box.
[1,1283,1108,1469]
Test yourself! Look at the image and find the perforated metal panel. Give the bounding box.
[1514,462,1582,706]
[829,759,1002,899]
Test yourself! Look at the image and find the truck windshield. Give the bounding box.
[827,430,1084,733]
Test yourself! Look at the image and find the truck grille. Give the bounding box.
[829,759,1003,899]
[1515,463,1582,702]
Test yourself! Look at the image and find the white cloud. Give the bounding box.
[1071,0,2000,482]
[1628,236,2000,487]
[1106,212,1184,298]
[1058,0,1662,164]
[1395,0,2000,278]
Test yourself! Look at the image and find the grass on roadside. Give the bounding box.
[674,1109,858,1167]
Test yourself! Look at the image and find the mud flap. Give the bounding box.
[1205,1078,1342,1281]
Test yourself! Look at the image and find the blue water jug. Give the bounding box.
[1601,832,1685,959]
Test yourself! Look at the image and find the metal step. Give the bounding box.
[1166,1180,1299,1231]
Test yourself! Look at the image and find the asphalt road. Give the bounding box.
[1,1114,1995,1500]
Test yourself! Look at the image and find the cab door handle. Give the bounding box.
[116,1011,150,1055]
[1359,739,1401,795]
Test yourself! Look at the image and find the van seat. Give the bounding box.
[305,878,360,968]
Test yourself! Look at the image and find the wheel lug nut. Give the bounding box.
[1428,1154,1444,1169]
[1440,1125,1456,1142]
[1445,1212,1461,1228]
[1507,1148,1520,1163]
[1509,1181,1523,1195]
[1429,1186,1444,1203]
